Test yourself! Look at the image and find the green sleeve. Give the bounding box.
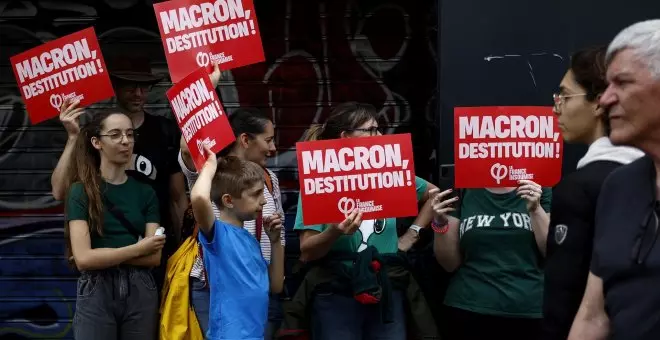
[541,187,552,212]
[415,176,428,201]
[293,194,325,233]
[143,185,160,224]
[66,182,88,222]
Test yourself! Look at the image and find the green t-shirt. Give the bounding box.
[444,188,551,318]
[294,176,428,254]
[66,177,160,249]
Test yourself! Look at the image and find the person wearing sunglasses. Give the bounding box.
[279,102,440,339]
[541,46,643,340]
[569,20,660,340]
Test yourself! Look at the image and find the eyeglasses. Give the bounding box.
[631,203,660,265]
[350,127,383,136]
[99,131,138,143]
[552,93,587,112]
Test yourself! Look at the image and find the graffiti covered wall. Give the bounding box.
[0,0,438,338]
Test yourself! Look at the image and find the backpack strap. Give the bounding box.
[263,168,273,194]
[104,196,143,240]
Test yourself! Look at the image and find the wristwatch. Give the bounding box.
[408,224,422,236]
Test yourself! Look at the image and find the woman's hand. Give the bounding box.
[516,179,543,212]
[430,188,459,222]
[330,209,363,235]
[59,99,85,137]
[209,62,221,88]
[135,235,167,256]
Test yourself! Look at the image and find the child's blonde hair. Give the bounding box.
[210,156,264,206]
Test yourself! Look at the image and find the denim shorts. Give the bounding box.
[73,266,158,340]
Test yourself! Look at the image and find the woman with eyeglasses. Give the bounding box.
[62,101,165,340]
[280,102,439,340]
[540,46,644,340]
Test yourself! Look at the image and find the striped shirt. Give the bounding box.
[178,151,286,281]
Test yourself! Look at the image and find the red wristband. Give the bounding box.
[431,219,449,234]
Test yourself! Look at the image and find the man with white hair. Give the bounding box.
[568,19,660,340]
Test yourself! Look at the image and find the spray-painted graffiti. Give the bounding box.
[0,0,437,338]
[0,218,74,339]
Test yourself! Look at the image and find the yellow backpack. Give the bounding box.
[159,231,204,340]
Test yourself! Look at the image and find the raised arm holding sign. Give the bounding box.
[166,65,235,170]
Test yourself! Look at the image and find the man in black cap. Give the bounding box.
[50,54,188,292]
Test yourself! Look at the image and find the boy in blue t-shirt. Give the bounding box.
[191,145,285,340]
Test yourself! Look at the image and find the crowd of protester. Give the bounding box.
[52,19,660,340]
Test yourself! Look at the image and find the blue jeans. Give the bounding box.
[190,277,210,337]
[265,294,283,340]
[191,277,282,338]
[73,267,158,340]
[311,290,406,340]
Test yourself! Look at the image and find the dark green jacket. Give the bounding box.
[277,248,440,339]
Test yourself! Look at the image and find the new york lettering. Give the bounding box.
[459,212,532,237]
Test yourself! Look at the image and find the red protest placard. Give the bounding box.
[10,27,114,125]
[296,133,418,225]
[454,106,563,188]
[166,67,235,170]
[154,0,265,83]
